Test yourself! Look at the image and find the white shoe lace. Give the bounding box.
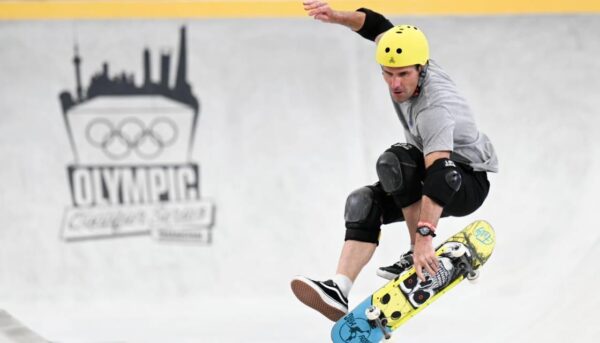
[396,252,412,267]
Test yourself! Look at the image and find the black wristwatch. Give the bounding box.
[416,226,436,237]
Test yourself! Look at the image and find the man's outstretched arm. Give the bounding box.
[302,1,393,41]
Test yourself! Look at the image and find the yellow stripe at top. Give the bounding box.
[1,0,599,20]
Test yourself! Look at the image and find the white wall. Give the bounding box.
[0,15,598,342]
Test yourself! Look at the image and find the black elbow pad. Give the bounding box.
[355,8,394,41]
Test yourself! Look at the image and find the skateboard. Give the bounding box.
[331,220,496,343]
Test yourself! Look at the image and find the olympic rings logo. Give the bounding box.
[85,117,178,160]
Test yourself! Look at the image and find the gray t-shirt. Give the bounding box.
[392,60,498,172]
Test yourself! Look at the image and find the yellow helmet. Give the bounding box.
[376,25,429,67]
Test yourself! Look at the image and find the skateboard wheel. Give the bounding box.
[365,306,381,320]
[448,243,467,258]
[467,269,480,282]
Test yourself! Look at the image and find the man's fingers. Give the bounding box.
[415,264,425,282]
[424,261,437,277]
[303,1,333,21]
[303,1,324,11]
[307,9,324,16]
[415,256,439,282]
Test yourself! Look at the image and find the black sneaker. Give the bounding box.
[291,276,348,322]
[376,251,414,280]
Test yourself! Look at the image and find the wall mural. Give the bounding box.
[58,26,215,243]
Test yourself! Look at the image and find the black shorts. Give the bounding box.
[371,162,490,225]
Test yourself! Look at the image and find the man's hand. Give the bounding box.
[302,1,365,30]
[413,234,439,282]
[303,1,337,23]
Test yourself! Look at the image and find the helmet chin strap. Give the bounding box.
[412,62,429,98]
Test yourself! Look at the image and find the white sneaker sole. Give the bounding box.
[290,276,347,322]
[376,269,399,280]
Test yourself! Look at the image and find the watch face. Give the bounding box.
[418,227,432,236]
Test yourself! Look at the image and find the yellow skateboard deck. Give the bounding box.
[331,220,496,342]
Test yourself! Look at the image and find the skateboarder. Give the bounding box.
[291,1,499,322]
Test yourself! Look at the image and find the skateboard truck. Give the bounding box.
[365,306,391,340]
[447,243,480,283]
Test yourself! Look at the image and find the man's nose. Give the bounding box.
[391,76,402,88]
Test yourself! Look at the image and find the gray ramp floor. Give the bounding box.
[0,311,48,343]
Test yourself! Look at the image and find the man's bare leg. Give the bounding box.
[336,240,377,282]
[375,200,421,280]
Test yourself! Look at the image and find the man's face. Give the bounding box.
[382,65,420,103]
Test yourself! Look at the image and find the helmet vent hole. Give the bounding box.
[385,47,390,53]
[396,48,402,54]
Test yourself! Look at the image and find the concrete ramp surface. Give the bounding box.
[0,311,48,343]
[0,13,598,343]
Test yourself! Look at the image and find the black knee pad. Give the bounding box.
[423,158,462,207]
[344,186,383,244]
[375,143,425,207]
